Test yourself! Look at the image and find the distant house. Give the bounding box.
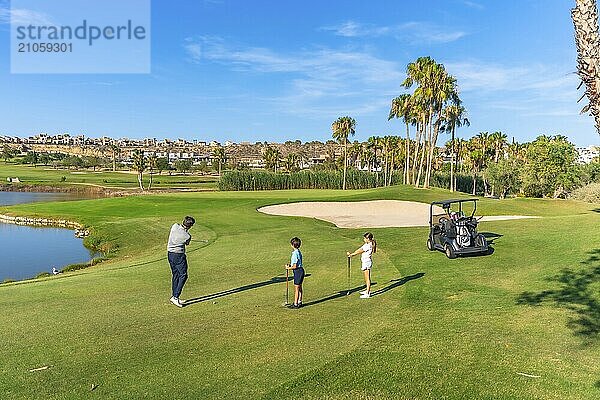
[576,146,600,164]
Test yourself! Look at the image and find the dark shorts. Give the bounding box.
[293,267,305,285]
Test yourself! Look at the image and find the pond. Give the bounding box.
[0,191,99,282]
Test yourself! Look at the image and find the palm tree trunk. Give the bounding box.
[450,127,455,192]
[472,173,477,195]
[405,123,411,185]
[138,172,144,191]
[388,152,394,186]
[412,124,422,184]
[383,145,388,187]
[343,138,348,190]
[454,144,461,192]
[425,119,435,188]
[416,137,427,188]
[572,0,600,134]
[483,173,489,196]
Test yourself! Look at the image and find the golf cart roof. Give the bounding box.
[431,198,479,207]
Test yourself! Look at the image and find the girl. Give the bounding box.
[347,232,376,299]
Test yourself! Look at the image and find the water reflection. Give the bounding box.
[0,191,98,282]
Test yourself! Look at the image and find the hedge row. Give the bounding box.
[218,170,406,191]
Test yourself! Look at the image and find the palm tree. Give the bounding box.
[263,146,281,172]
[476,131,496,195]
[348,141,363,169]
[489,131,508,163]
[362,148,374,172]
[453,138,468,188]
[572,0,600,135]
[366,136,381,175]
[425,69,459,188]
[212,146,227,176]
[284,153,299,172]
[440,104,470,192]
[403,57,460,188]
[466,145,484,195]
[388,94,414,184]
[389,136,403,186]
[507,140,526,162]
[147,154,157,190]
[132,150,146,191]
[109,144,121,172]
[331,116,356,190]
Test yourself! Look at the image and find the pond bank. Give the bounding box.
[0,183,126,196]
[0,213,89,237]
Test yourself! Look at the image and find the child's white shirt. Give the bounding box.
[360,242,373,267]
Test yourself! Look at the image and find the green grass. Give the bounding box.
[0,186,599,399]
[0,162,218,190]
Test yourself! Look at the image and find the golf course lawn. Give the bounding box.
[1,185,599,399]
[0,163,218,190]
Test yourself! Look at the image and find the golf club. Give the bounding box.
[284,267,289,306]
[347,256,351,295]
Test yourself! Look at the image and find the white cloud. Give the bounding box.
[0,4,53,25]
[460,1,484,10]
[184,36,405,118]
[183,36,585,128]
[448,60,584,125]
[445,61,578,95]
[320,20,467,44]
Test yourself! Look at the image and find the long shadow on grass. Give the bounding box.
[184,274,311,306]
[517,249,600,342]
[301,283,377,307]
[480,232,503,245]
[302,273,425,307]
[371,273,425,297]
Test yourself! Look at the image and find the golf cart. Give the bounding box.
[427,198,489,259]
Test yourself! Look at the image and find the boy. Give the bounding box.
[285,237,304,308]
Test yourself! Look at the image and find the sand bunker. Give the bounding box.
[258,200,538,228]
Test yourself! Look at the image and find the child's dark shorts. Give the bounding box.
[293,267,305,285]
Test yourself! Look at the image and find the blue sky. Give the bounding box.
[0,0,598,146]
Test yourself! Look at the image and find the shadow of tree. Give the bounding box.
[517,249,600,340]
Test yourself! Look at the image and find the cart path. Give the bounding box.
[258,200,539,228]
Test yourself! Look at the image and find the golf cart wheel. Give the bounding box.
[427,238,434,251]
[445,243,457,259]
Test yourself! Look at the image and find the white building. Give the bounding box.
[576,145,600,164]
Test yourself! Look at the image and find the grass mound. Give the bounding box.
[0,186,599,399]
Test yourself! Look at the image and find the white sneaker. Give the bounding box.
[360,293,371,299]
[170,296,183,308]
[359,290,368,295]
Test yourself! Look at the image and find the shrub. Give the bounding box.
[570,183,600,203]
[429,172,484,195]
[61,257,108,273]
[218,170,402,191]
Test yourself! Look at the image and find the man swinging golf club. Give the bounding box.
[167,216,195,307]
